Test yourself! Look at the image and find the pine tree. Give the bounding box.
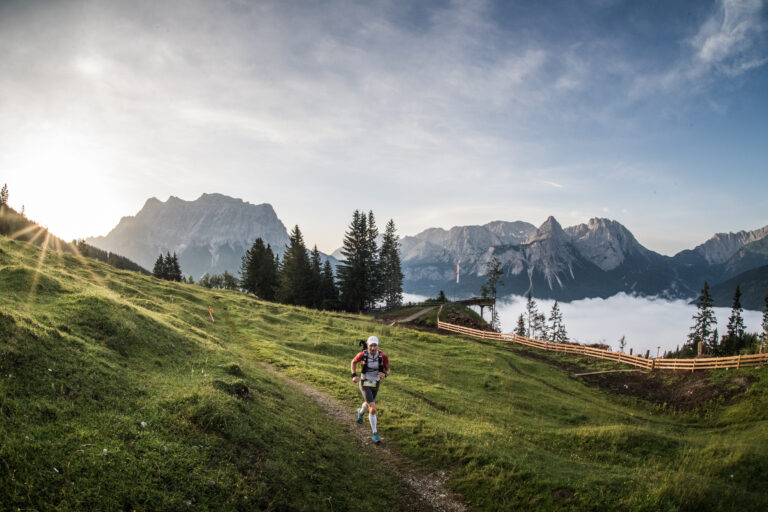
[480,256,504,330]
[534,312,548,341]
[548,301,568,343]
[222,270,238,290]
[618,335,627,353]
[309,245,323,308]
[320,260,338,309]
[240,238,278,300]
[379,219,404,309]
[152,254,165,279]
[688,282,717,355]
[276,225,313,307]
[761,295,768,352]
[524,293,538,337]
[337,210,377,312]
[0,184,8,205]
[170,253,183,281]
[366,211,381,309]
[514,314,526,337]
[723,286,746,354]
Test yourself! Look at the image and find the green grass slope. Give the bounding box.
[3,236,768,511]
[0,238,420,511]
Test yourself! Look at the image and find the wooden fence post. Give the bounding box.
[737,354,741,369]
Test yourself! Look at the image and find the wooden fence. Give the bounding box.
[436,310,768,372]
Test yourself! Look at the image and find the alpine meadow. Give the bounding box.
[2,234,768,510]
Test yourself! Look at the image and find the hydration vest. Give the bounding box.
[361,351,384,375]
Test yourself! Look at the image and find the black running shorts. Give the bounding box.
[359,379,380,403]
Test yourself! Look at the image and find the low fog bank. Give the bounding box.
[401,292,764,356]
[497,293,764,356]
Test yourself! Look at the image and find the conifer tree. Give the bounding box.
[366,211,381,309]
[379,219,404,309]
[760,295,768,351]
[169,253,183,281]
[0,183,8,205]
[534,312,548,341]
[480,256,504,330]
[276,225,313,307]
[548,301,568,343]
[240,238,278,300]
[723,286,746,354]
[309,245,323,308]
[320,260,339,309]
[152,254,165,279]
[514,314,526,337]
[524,293,538,337]
[688,282,716,355]
[337,210,377,312]
[222,270,238,290]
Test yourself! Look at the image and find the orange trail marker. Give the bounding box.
[209,306,215,322]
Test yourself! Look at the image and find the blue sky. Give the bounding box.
[1,0,766,254]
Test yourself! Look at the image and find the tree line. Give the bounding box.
[678,282,768,357]
[186,210,404,313]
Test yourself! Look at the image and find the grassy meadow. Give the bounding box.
[2,235,768,511]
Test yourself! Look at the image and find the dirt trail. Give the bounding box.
[389,306,437,326]
[260,362,467,512]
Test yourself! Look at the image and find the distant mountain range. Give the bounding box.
[88,193,768,309]
[400,216,768,307]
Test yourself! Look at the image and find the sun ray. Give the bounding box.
[67,238,107,287]
[26,230,52,303]
[9,224,42,241]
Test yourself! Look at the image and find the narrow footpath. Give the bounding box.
[389,306,437,326]
[260,362,467,512]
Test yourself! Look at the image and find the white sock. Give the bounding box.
[369,413,377,433]
[359,403,368,414]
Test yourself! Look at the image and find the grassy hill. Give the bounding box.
[2,235,768,510]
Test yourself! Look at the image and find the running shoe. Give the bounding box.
[372,432,380,443]
[356,408,364,424]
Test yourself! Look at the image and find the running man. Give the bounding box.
[350,335,390,443]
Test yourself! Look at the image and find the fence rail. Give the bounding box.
[436,310,767,372]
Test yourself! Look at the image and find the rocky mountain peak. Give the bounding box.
[526,216,566,244]
[693,225,768,265]
[564,217,642,271]
[87,193,290,278]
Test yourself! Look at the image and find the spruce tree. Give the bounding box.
[152,254,165,279]
[379,219,404,309]
[366,211,381,309]
[222,270,238,290]
[309,245,323,308]
[724,285,746,354]
[170,253,183,281]
[480,256,504,330]
[320,260,339,309]
[240,238,278,300]
[337,210,374,312]
[276,225,313,307]
[688,282,716,355]
[524,293,538,337]
[514,314,526,337]
[548,301,568,343]
[0,183,8,205]
[761,295,768,351]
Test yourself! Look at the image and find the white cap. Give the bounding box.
[367,335,379,346]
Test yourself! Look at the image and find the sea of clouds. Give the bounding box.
[402,292,764,356]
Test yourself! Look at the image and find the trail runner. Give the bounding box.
[350,335,390,443]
